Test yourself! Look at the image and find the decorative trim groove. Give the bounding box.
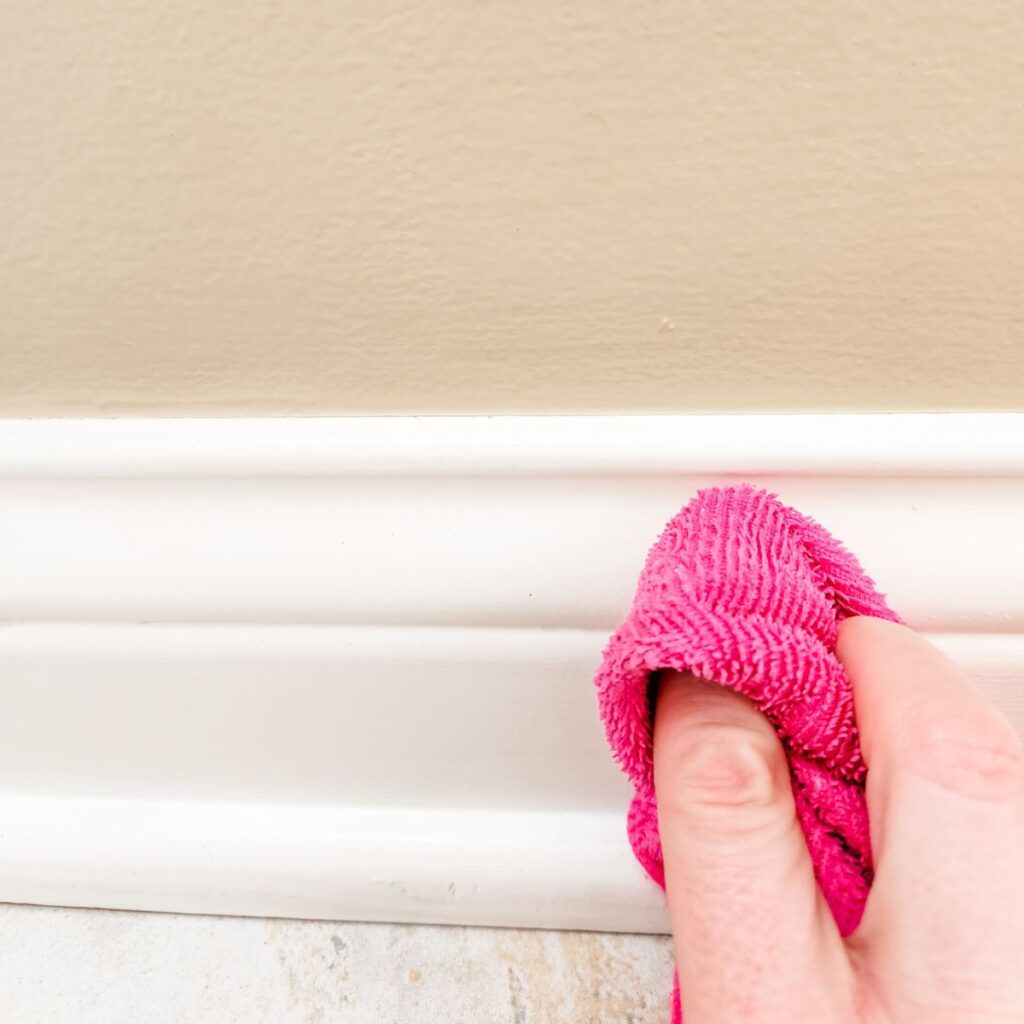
[0,414,1021,933]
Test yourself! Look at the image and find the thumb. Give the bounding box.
[653,671,847,1022]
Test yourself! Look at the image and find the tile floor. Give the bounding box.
[0,903,674,1024]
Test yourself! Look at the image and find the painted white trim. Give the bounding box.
[1,412,1022,477]
[0,414,1021,932]
[0,624,1021,933]
[0,797,665,933]
[2,469,1022,631]
[0,623,631,812]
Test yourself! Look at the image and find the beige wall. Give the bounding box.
[1,1,1022,416]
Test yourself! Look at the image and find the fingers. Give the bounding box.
[837,617,1024,1018]
[653,671,848,1023]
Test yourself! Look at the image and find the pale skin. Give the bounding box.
[652,616,1024,1023]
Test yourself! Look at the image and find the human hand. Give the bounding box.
[653,616,1024,1022]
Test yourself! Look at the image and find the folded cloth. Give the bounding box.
[593,484,901,1022]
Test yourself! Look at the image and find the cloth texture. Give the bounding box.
[594,485,901,1023]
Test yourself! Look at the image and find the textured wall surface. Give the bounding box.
[0,904,675,1024]
[1,1,1022,415]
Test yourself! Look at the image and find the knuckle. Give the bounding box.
[905,709,1024,801]
[659,723,788,825]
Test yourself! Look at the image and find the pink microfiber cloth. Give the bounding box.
[594,484,901,1022]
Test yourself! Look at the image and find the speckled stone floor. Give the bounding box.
[0,903,675,1024]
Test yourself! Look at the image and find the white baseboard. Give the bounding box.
[0,414,1021,933]
[0,797,665,933]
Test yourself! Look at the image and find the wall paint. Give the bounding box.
[1,1,1022,415]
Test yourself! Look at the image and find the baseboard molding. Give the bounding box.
[0,414,1021,933]
[0,797,665,933]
